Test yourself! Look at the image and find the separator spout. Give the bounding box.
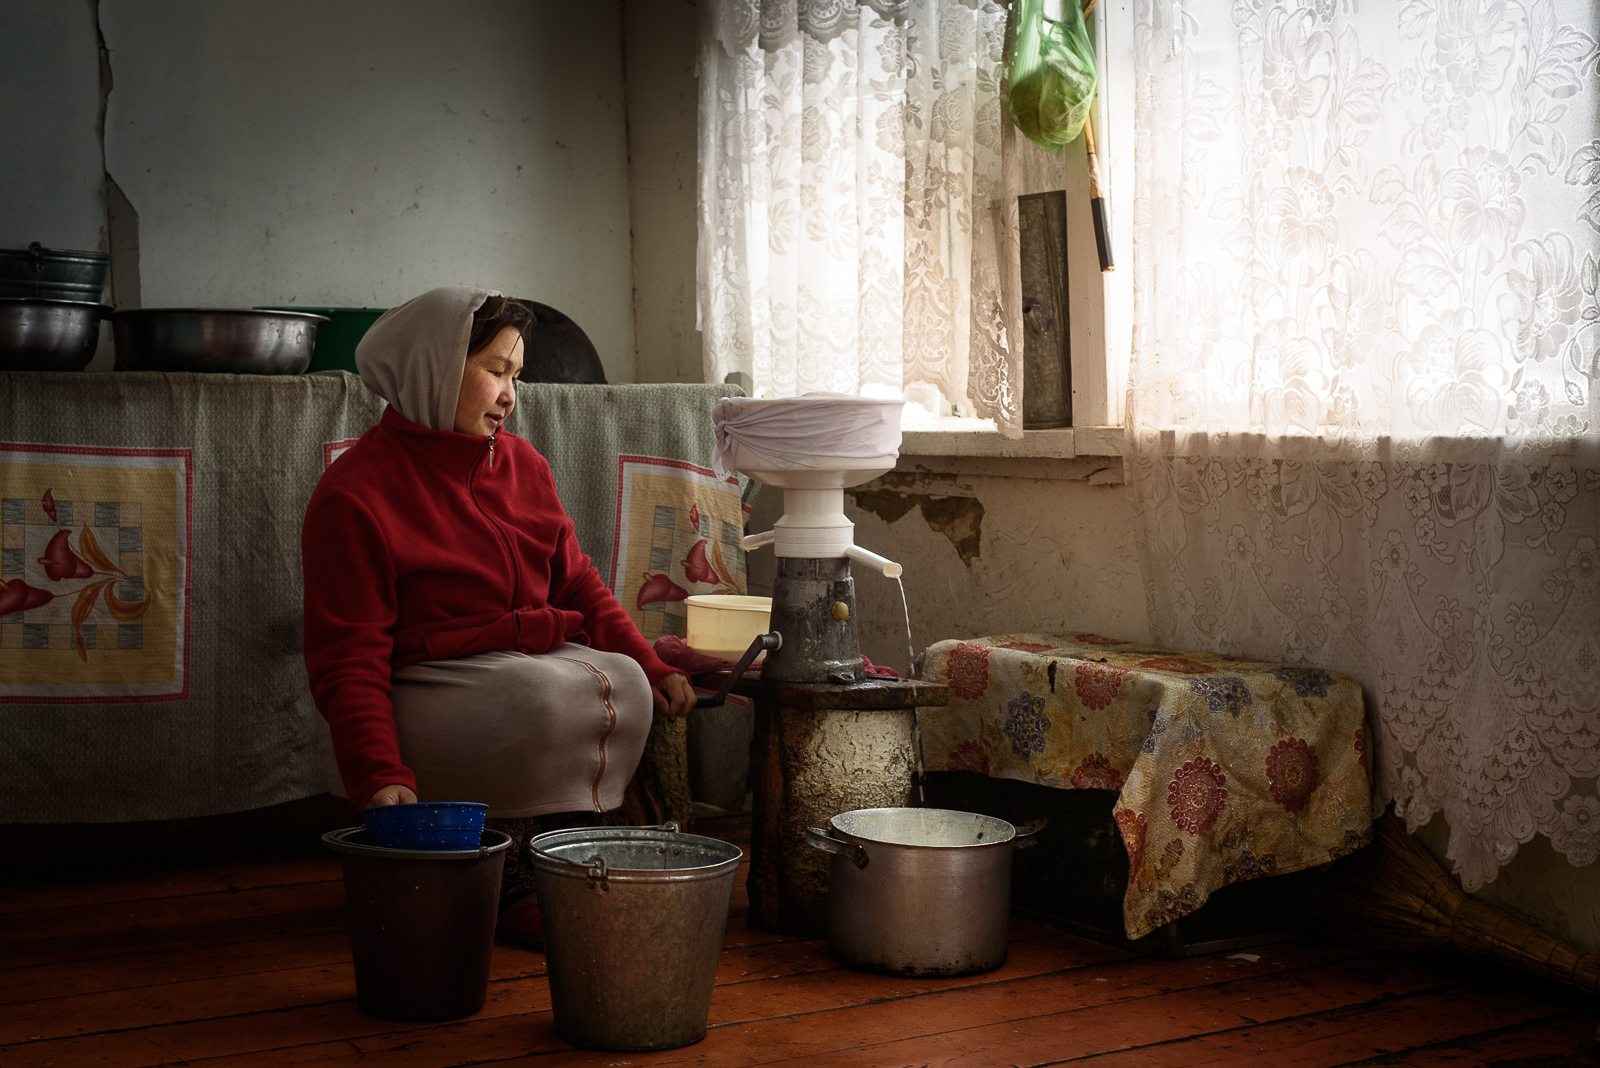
[740,529,776,552]
[845,544,902,578]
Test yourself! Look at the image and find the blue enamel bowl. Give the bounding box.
[360,802,489,850]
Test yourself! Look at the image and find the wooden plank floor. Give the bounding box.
[1,817,1595,1067]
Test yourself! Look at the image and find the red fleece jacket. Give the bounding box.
[302,407,683,808]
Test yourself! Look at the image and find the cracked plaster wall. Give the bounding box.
[746,461,1152,676]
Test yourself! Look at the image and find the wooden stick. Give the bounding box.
[1080,0,1113,271]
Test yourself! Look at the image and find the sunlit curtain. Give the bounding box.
[698,0,1034,434]
[1127,0,1600,888]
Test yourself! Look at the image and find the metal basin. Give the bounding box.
[0,243,110,302]
[807,807,1037,977]
[0,298,111,371]
[110,308,328,375]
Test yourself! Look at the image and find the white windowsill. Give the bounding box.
[900,425,1124,459]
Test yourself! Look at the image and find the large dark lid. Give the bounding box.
[514,299,607,384]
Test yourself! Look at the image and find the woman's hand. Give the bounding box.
[367,784,418,806]
[652,672,697,718]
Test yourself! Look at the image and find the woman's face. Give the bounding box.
[453,325,524,436]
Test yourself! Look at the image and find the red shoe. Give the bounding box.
[497,899,543,951]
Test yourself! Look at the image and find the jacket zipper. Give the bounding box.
[470,433,520,607]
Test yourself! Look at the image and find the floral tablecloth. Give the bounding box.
[921,633,1373,939]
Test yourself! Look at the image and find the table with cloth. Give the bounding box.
[919,633,1373,940]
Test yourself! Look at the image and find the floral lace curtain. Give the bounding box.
[698,0,1041,435]
[1126,0,1600,889]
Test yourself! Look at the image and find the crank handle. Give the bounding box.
[695,631,782,708]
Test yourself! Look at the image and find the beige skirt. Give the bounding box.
[320,644,653,818]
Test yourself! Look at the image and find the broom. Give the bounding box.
[1321,812,1599,994]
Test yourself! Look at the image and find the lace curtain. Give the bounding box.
[699,0,1042,435]
[1126,0,1600,889]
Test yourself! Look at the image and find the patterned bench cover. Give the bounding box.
[921,633,1373,939]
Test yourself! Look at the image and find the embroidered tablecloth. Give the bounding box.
[920,633,1373,939]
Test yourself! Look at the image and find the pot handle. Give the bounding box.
[1012,824,1040,850]
[805,826,868,869]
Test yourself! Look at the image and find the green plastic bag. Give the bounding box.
[1006,0,1098,151]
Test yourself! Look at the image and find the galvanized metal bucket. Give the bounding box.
[530,822,742,1051]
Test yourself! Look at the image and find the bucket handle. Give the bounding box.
[1013,825,1040,850]
[526,820,684,870]
[805,827,868,869]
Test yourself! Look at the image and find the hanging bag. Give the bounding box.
[1006,0,1099,151]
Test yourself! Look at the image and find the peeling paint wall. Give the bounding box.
[746,460,1152,677]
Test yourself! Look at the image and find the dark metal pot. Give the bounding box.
[807,807,1037,977]
[0,243,111,302]
[110,308,328,375]
[0,298,112,371]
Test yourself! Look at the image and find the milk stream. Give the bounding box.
[894,574,926,804]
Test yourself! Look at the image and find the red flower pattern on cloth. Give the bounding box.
[1069,752,1125,791]
[636,573,688,608]
[945,739,991,774]
[1074,661,1130,710]
[38,529,94,582]
[1354,724,1368,773]
[998,640,1054,652]
[1113,807,1147,872]
[0,578,53,616]
[1139,656,1215,674]
[1266,738,1320,813]
[947,642,991,698]
[688,501,701,532]
[1219,653,1267,663]
[1167,758,1228,835]
[681,540,719,585]
[1075,633,1126,646]
[41,488,57,524]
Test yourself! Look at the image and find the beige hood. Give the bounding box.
[354,286,499,430]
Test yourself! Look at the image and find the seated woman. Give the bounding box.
[301,286,694,944]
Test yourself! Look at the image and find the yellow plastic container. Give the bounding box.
[684,595,772,661]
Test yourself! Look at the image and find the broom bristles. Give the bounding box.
[1323,813,1599,994]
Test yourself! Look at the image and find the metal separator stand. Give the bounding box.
[700,672,950,938]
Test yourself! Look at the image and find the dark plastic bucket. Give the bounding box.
[322,827,511,1021]
[530,822,742,1051]
[360,801,488,849]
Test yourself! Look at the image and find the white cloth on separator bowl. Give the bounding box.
[711,395,904,480]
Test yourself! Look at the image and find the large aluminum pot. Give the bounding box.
[807,807,1037,977]
[0,298,112,371]
[0,242,110,302]
[110,308,328,374]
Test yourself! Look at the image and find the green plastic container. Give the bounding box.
[254,306,386,374]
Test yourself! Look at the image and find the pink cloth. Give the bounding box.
[654,635,899,679]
